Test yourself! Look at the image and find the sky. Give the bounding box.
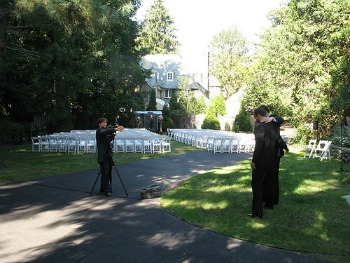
[136,0,288,71]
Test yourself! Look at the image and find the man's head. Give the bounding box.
[259,105,270,114]
[97,117,107,128]
[253,107,267,123]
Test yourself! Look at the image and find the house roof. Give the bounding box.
[141,54,183,90]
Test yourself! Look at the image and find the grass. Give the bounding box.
[1,142,350,262]
[160,147,350,263]
[0,141,199,184]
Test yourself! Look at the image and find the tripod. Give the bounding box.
[337,123,349,174]
[89,153,128,197]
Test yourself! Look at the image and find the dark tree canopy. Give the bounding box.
[0,0,148,140]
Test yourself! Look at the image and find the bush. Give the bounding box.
[162,116,175,132]
[201,116,220,130]
[331,124,350,147]
[295,124,313,145]
[233,107,252,132]
[0,121,27,144]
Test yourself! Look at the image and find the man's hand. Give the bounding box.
[265,117,276,123]
[115,125,124,132]
[251,162,256,169]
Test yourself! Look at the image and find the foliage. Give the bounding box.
[201,115,220,130]
[161,104,174,132]
[233,105,252,132]
[0,0,147,140]
[168,91,185,116]
[209,26,249,98]
[189,96,207,115]
[331,124,350,147]
[146,89,157,111]
[0,120,27,144]
[243,0,350,140]
[135,0,180,54]
[207,95,226,117]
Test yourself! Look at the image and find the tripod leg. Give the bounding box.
[89,172,101,196]
[110,158,128,197]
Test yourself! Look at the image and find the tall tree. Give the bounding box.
[0,0,146,135]
[136,0,180,54]
[244,0,350,138]
[209,26,249,98]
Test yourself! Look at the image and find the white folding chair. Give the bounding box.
[314,140,332,161]
[230,139,240,153]
[125,139,135,153]
[31,137,41,152]
[206,138,214,152]
[134,139,144,153]
[304,139,317,158]
[86,139,96,153]
[114,139,125,153]
[213,138,223,153]
[161,137,171,153]
[221,138,231,153]
[152,138,162,153]
[47,136,59,152]
[143,139,152,153]
[67,137,78,153]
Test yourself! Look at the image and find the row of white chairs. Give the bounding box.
[31,129,171,154]
[304,139,332,161]
[168,129,255,153]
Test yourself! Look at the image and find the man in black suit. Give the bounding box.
[260,105,288,206]
[250,107,278,218]
[96,117,124,197]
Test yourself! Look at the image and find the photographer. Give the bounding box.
[96,117,124,197]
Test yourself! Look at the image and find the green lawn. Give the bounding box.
[161,148,350,263]
[1,143,349,262]
[0,141,198,184]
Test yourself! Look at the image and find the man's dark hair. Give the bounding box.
[259,105,270,113]
[97,117,107,125]
[254,107,267,118]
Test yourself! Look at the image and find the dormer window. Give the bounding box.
[167,72,174,81]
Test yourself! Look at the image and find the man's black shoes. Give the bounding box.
[105,191,111,197]
[248,213,263,219]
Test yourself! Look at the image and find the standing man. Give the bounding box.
[260,105,288,206]
[250,107,278,218]
[96,117,124,197]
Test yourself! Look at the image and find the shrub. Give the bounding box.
[201,115,220,130]
[233,107,252,132]
[0,121,27,144]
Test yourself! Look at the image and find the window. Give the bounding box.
[167,72,174,81]
[164,90,171,98]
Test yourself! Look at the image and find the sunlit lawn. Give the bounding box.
[161,148,350,263]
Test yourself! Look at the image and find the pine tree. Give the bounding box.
[136,0,180,54]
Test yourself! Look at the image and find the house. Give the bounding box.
[140,54,241,130]
[141,54,213,110]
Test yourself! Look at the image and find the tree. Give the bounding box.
[0,0,147,137]
[209,26,249,98]
[207,95,226,117]
[136,0,180,54]
[146,89,157,111]
[243,0,350,139]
